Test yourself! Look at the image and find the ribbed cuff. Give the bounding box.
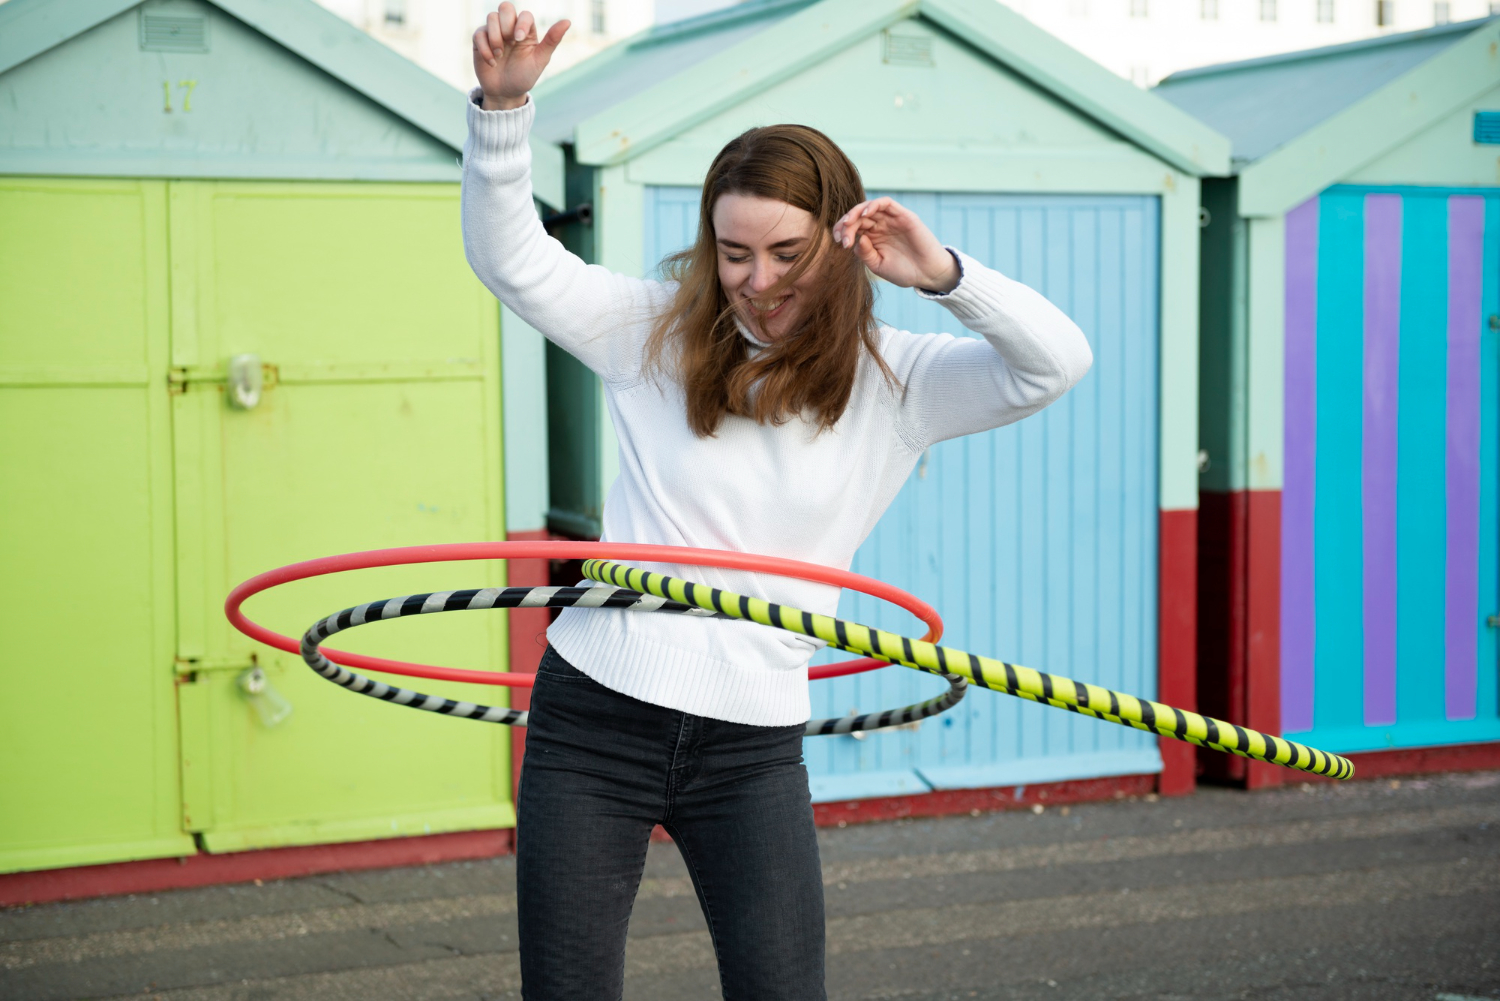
[464,87,534,161]
[916,248,1014,324]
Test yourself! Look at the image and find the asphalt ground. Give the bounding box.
[2,770,1497,1001]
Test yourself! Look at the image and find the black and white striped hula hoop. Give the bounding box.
[299,583,967,736]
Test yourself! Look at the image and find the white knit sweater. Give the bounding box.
[461,93,1094,726]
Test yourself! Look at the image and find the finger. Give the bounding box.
[860,196,898,218]
[539,18,570,55]
[473,26,494,65]
[498,3,516,46]
[486,11,504,57]
[835,202,871,247]
[515,9,535,42]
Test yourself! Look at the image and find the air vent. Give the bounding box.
[883,30,934,67]
[1475,111,1500,145]
[140,11,209,53]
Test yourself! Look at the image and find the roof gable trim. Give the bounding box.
[569,0,1229,177]
[1238,18,1500,216]
[0,0,564,206]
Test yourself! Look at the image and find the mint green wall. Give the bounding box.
[0,0,459,181]
[1239,19,1500,218]
[632,20,1138,180]
[1349,81,1500,188]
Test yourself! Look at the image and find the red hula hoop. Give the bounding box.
[225,542,943,689]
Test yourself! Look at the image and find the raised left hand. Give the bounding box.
[833,197,960,293]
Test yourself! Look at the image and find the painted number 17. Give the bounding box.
[162,79,199,113]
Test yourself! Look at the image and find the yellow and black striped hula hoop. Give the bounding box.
[583,560,1354,781]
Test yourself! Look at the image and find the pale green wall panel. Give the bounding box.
[501,304,550,535]
[1347,81,1500,188]
[656,22,1130,174]
[1238,19,1500,217]
[1246,214,1286,492]
[0,0,459,181]
[1159,173,1202,512]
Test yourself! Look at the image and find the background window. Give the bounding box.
[1129,0,1148,17]
[591,0,606,34]
[383,0,404,26]
[1317,0,1335,21]
[1433,1,1451,23]
[1376,0,1395,25]
[1260,0,1277,19]
[1202,0,1219,19]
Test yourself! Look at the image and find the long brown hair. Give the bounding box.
[644,124,895,438]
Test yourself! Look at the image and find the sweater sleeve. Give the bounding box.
[461,90,671,384]
[891,249,1093,450]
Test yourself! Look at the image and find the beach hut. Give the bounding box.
[533,0,1229,804]
[1157,18,1500,785]
[0,0,562,881]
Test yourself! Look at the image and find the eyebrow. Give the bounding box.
[716,236,809,250]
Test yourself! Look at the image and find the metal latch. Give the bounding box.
[1487,615,1499,629]
[168,355,278,406]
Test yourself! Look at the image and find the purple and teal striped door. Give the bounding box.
[1282,185,1500,753]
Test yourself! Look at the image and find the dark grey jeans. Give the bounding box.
[516,646,827,1001]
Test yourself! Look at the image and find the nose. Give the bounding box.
[748,256,780,294]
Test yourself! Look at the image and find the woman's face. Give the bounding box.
[712,193,823,343]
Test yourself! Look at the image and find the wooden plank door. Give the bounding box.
[168,180,515,853]
[644,186,1163,802]
[0,178,193,873]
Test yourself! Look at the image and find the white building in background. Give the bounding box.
[1006,0,1497,86]
[316,0,1498,93]
[313,0,656,91]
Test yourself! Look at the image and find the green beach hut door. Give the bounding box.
[168,180,515,853]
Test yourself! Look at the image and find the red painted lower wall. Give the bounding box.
[1158,508,1198,797]
[0,828,513,909]
[1196,490,1283,789]
[504,528,554,797]
[1300,741,1500,782]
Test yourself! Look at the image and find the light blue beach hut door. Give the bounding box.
[644,187,1163,802]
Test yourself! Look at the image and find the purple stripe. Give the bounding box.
[1362,194,1402,728]
[1446,196,1485,721]
[1282,197,1319,734]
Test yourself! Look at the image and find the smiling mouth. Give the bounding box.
[747,295,791,320]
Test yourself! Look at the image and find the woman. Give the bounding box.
[465,6,1093,998]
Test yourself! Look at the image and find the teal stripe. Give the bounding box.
[1313,191,1366,734]
[1479,196,1500,726]
[1395,196,1449,725]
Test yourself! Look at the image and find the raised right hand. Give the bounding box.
[473,3,569,111]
